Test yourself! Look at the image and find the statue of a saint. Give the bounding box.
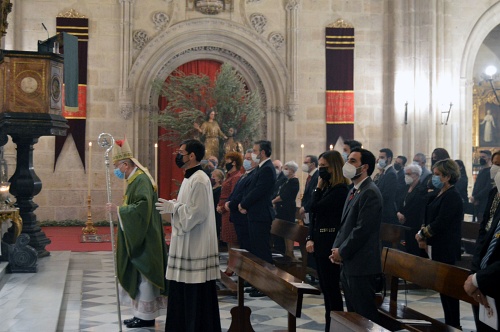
[223,127,243,155]
[194,110,227,159]
[480,109,496,143]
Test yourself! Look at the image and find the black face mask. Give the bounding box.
[210,178,216,186]
[318,166,331,181]
[175,153,186,168]
[225,163,233,172]
[480,158,487,166]
[394,163,402,171]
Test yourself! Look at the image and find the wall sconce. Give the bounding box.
[441,102,453,125]
[485,65,500,105]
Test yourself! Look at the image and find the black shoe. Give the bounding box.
[249,289,266,297]
[123,317,137,325]
[126,318,155,328]
[244,286,255,293]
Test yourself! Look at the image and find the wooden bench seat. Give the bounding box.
[228,248,320,332]
[458,221,480,269]
[377,247,477,331]
[330,311,391,332]
[270,218,310,280]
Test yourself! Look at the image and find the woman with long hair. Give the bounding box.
[306,150,349,331]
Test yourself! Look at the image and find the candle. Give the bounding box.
[87,142,92,196]
[300,144,304,187]
[329,144,333,150]
[154,143,158,183]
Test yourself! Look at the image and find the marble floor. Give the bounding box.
[0,251,477,332]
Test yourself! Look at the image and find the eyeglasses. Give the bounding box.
[114,161,125,169]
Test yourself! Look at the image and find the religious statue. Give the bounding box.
[223,127,243,155]
[194,110,227,159]
[480,109,496,143]
[0,0,13,37]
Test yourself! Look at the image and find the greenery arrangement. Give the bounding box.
[38,220,170,227]
[153,62,263,159]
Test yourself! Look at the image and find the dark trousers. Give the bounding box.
[440,293,461,329]
[248,220,273,264]
[165,280,221,332]
[233,222,251,251]
[316,255,343,331]
[340,270,380,324]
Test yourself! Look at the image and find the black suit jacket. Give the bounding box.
[274,177,300,222]
[309,183,349,257]
[227,170,255,225]
[476,187,500,249]
[471,188,500,300]
[377,165,398,224]
[397,182,427,230]
[472,167,493,214]
[301,170,319,213]
[240,159,276,223]
[425,187,463,264]
[333,177,383,276]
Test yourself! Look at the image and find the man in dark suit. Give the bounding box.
[272,159,287,198]
[376,148,398,224]
[226,149,258,252]
[239,140,276,265]
[299,154,319,224]
[471,150,493,223]
[464,151,500,332]
[330,148,383,324]
[394,155,407,209]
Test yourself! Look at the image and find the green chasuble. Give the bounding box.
[116,170,169,299]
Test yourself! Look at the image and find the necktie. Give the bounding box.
[348,188,357,201]
[485,193,500,232]
[480,219,500,269]
[306,175,312,189]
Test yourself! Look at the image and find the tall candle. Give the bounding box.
[87,142,92,196]
[300,144,304,187]
[329,144,333,150]
[154,143,158,183]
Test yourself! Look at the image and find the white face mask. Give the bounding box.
[275,169,281,175]
[404,174,414,185]
[377,159,386,169]
[342,163,361,179]
[495,171,500,189]
[490,164,500,180]
[251,153,260,163]
[282,169,290,177]
[301,164,310,173]
[412,161,420,166]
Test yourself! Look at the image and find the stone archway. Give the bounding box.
[460,1,500,167]
[128,18,289,165]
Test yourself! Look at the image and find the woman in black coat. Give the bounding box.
[306,150,349,332]
[416,158,463,329]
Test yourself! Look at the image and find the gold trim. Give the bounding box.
[326,47,355,50]
[327,90,354,93]
[57,9,87,18]
[326,121,355,124]
[326,41,355,45]
[327,18,354,28]
[326,36,355,39]
[56,26,88,30]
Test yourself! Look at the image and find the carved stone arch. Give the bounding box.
[460,2,500,167]
[129,18,288,162]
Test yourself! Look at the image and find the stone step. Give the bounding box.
[0,251,71,332]
[0,260,8,292]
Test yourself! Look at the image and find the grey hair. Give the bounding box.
[284,160,299,173]
[405,164,422,177]
[415,152,426,164]
[246,148,253,154]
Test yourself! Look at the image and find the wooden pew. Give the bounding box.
[227,248,321,332]
[270,219,309,280]
[330,312,391,332]
[377,247,477,331]
[458,221,480,269]
[380,223,410,249]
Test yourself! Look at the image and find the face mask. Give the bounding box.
[377,159,386,169]
[342,152,348,162]
[175,153,186,168]
[114,167,125,180]
[404,174,414,185]
[342,163,362,179]
[275,169,281,175]
[225,163,233,172]
[301,164,310,173]
[243,159,252,171]
[432,175,443,189]
[251,152,260,163]
[282,169,290,177]
[480,158,487,166]
[318,166,331,181]
[495,171,500,189]
[412,161,419,166]
[210,178,216,186]
[490,164,500,180]
[394,163,402,171]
